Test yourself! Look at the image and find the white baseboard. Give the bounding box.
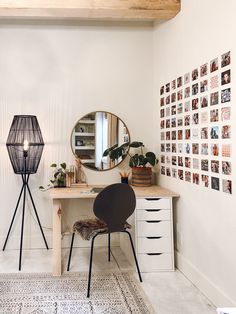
[176,251,235,307]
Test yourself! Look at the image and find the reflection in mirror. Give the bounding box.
[71,112,130,171]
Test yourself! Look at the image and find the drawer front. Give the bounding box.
[137,237,172,253]
[137,221,171,237]
[136,198,171,210]
[136,209,171,221]
[138,253,173,272]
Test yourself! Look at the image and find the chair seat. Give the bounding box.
[73,218,131,241]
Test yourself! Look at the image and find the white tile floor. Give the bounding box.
[0,247,216,314]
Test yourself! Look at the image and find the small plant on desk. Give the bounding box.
[39,162,68,191]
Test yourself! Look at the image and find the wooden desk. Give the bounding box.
[50,185,178,276]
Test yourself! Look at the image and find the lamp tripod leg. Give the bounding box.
[26,182,49,250]
[2,184,24,251]
[19,180,27,271]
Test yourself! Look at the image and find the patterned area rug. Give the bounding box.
[0,271,155,314]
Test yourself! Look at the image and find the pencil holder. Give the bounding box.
[121,177,129,184]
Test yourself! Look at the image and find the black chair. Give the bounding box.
[67,183,142,297]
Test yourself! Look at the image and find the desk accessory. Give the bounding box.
[90,187,104,193]
[74,156,87,184]
[119,171,129,184]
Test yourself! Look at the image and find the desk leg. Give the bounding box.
[52,199,62,276]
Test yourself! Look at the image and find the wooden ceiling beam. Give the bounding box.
[0,0,180,21]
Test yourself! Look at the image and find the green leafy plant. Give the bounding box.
[103,141,158,168]
[39,162,68,190]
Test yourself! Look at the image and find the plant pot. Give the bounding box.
[131,167,152,187]
[54,178,66,188]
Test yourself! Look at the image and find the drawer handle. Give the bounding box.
[146,236,162,239]
[145,220,161,223]
[147,253,163,256]
[145,209,161,212]
[145,198,161,201]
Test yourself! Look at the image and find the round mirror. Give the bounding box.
[71,111,130,171]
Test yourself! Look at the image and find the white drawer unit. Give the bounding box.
[137,237,172,253]
[136,197,171,210]
[137,220,171,237]
[136,208,171,221]
[138,253,173,272]
[135,196,174,272]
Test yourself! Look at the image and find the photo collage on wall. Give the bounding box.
[159,51,232,194]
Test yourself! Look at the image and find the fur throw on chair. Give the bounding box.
[73,218,131,241]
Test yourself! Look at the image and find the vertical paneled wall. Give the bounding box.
[0,22,154,249]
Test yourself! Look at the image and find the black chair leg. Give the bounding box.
[123,230,142,282]
[108,233,111,262]
[87,233,99,298]
[67,233,75,271]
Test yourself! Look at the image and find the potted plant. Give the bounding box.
[103,141,158,187]
[39,162,68,191]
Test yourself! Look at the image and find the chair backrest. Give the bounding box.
[93,183,136,233]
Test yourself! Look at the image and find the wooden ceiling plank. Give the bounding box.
[0,0,180,21]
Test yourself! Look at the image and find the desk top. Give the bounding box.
[49,185,179,199]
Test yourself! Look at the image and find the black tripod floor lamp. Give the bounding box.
[3,115,48,271]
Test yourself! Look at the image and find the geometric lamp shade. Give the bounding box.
[3,115,48,272]
[6,115,44,174]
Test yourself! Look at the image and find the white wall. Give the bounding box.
[0,21,154,250]
[1,1,236,307]
[154,0,236,307]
